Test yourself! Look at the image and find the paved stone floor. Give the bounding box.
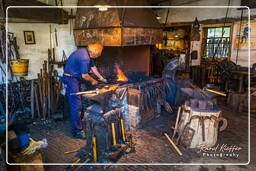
[19,105,255,171]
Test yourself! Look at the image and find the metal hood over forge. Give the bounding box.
[74,0,163,46]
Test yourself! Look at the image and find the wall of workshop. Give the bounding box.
[7,22,77,80]
[0,0,79,84]
[230,21,256,67]
[157,0,256,67]
[158,0,256,23]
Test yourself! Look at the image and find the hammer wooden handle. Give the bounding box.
[165,133,183,156]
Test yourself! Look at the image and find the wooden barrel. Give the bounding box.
[10,59,29,76]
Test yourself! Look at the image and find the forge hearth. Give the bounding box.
[95,46,152,79]
[119,78,168,130]
[82,76,168,131]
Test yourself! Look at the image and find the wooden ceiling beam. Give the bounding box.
[2,0,68,24]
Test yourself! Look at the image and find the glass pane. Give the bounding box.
[215,28,223,37]
[207,28,215,38]
[223,27,230,37]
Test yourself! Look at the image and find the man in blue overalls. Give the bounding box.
[62,43,107,139]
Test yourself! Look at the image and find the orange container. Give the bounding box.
[10,59,29,76]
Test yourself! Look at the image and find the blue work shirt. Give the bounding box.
[64,48,96,78]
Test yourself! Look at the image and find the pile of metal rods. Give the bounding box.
[0,30,28,122]
[31,59,63,120]
[0,79,32,122]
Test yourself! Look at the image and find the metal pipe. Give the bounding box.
[70,89,99,95]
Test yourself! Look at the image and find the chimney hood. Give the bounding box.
[74,0,163,46]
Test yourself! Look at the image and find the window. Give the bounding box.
[204,27,231,58]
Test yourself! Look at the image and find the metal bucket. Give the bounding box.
[10,59,29,76]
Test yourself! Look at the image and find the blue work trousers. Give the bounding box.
[62,75,83,135]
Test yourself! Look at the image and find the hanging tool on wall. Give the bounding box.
[61,50,67,67]
[49,25,56,63]
[49,25,52,58]
[54,28,58,47]
[52,48,56,64]
[70,9,73,35]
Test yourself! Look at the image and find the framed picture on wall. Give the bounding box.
[24,31,35,44]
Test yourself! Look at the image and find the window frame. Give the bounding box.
[202,23,233,61]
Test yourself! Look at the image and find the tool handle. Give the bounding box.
[205,88,227,96]
[70,91,98,95]
[92,137,97,163]
[172,106,181,139]
[111,122,117,145]
[164,133,183,156]
[120,119,126,141]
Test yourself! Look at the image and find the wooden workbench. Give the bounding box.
[230,71,256,93]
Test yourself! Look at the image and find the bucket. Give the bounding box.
[17,133,30,148]
[10,59,29,76]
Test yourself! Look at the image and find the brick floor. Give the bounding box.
[25,106,255,171]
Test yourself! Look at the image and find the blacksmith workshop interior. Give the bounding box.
[0,0,256,170]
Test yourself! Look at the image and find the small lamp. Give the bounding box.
[94,0,111,11]
[193,17,200,29]
[156,14,161,20]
